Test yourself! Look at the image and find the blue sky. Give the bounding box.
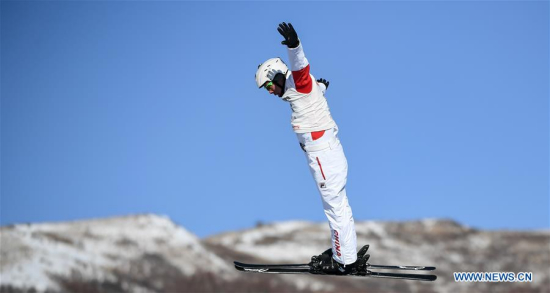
[1,1,548,237]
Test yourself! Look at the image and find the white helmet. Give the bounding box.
[255,57,289,88]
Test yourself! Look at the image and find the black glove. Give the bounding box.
[317,78,329,90]
[277,22,299,48]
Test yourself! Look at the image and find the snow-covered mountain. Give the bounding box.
[1,215,549,293]
[0,214,235,293]
[205,219,550,293]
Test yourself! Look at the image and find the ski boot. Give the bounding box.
[309,245,370,275]
[309,248,352,275]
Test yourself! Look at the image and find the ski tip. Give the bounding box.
[398,265,437,271]
[412,266,436,271]
[421,274,437,281]
[358,244,369,252]
[364,254,371,262]
[413,274,437,281]
[368,271,438,281]
[357,244,370,258]
[234,261,245,271]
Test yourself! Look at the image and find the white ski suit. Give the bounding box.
[281,42,358,265]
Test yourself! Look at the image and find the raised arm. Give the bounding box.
[278,22,313,94]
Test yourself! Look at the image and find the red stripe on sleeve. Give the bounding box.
[291,64,312,94]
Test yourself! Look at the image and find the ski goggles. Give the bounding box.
[264,81,274,91]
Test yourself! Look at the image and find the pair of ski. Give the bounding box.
[234,245,437,281]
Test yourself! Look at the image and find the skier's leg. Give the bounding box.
[312,146,357,265]
[301,128,358,266]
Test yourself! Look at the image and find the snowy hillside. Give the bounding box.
[2,215,549,293]
[0,214,235,292]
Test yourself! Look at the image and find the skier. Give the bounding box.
[255,22,364,275]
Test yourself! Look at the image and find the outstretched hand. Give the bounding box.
[317,78,329,90]
[277,22,299,48]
